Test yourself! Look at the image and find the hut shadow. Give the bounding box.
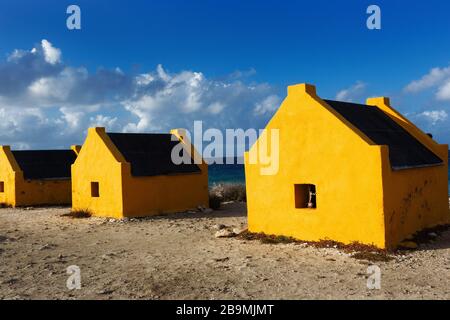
[398,224,450,252]
[134,201,247,221]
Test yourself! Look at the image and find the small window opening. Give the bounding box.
[295,184,316,209]
[91,182,99,197]
[0,181,4,193]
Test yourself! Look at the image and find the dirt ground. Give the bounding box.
[0,201,449,300]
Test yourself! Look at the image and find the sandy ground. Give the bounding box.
[0,202,449,300]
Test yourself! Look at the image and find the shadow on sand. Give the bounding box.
[140,201,247,220]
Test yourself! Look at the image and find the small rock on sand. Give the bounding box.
[214,229,236,238]
[232,227,246,235]
[97,289,115,295]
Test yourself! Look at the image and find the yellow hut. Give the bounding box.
[0,146,80,207]
[71,127,208,218]
[245,83,449,249]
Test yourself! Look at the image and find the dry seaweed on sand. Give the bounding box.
[238,230,393,262]
[61,210,92,219]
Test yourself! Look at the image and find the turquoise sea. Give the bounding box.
[208,156,450,195]
[208,162,245,185]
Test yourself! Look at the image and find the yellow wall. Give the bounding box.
[0,146,17,206]
[381,153,449,249]
[14,179,71,206]
[72,127,125,218]
[122,172,208,217]
[245,83,449,249]
[0,146,73,207]
[72,127,209,219]
[369,99,449,249]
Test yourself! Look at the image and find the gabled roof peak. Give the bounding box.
[288,83,317,97]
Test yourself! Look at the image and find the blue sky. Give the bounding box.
[0,0,449,149]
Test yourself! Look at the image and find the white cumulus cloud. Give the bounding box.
[253,95,281,115]
[207,102,225,114]
[436,80,450,101]
[335,81,366,102]
[41,39,62,65]
[418,110,448,125]
[0,40,279,149]
[404,66,450,93]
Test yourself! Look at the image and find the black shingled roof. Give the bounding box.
[107,133,201,177]
[12,150,77,180]
[323,100,444,170]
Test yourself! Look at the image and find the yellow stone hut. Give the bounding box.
[71,127,208,219]
[0,146,80,207]
[245,83,449,249]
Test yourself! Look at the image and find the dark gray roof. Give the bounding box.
[11,150,76,180]
[107,133,201,177]
[323,100,443,170]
